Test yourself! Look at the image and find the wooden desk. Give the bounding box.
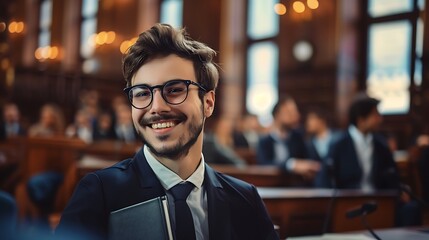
[258,188,398,239]
[83,140,140,161]
[289,227,429,240]
[210,164,310,187]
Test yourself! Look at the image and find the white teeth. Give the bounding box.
[151,121,175,129]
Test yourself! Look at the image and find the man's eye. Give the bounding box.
[134,90,151,98]
[166,87,185,94]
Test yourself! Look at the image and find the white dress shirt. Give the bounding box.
[312,130,332,159]
[270,131,298,171]
[348,125,374,192]
[144,145,208,240]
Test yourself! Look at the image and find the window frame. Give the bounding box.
[361,0,422,116]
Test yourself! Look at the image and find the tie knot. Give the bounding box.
[170,182,194,201]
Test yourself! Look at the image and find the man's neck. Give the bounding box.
[356,126,370,136]
[315,127,329,139]
[153,143,203,180]
[274,123,290,139]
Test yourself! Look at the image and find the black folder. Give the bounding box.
[108,196,173,240]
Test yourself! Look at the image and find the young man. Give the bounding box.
[305,108,339,187]
[330,94,398,190]
[56,24,278,240]
[329,93,421,226]
[256,96,321,181]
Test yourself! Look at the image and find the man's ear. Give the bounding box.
[204,91,215,118]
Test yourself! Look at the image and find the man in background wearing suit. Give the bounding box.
[305,107,340,188]
[1,102,26,138]
[256,96,321,182]
[329,93,422,226]
[56,24,278,240]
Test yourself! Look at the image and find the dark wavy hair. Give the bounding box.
[348,93,380,126]
[122,23,219,99]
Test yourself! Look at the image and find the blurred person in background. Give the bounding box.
[305,107,340,187]
[28,103,65,137]
[92,110,116,141]
[1,102,27,138]
[257,96,320,182]
[203,116,246,166]
[233,113,264,151]
[329,93,422,226]
[78,89,100,124]
[113,103,138,143]
[65,108,94,143]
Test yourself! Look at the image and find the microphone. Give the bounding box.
[346,201,377,219]
[346,201,382,240]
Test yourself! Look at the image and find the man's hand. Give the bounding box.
[292,159,321,180]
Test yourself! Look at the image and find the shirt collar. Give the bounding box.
[348,125,373,146]
[144,145,205,190]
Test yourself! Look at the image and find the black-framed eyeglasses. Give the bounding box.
[123,79,208,109]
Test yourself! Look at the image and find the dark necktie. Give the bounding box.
[170,182,196,240]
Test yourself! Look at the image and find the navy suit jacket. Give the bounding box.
[56,148,278,240]
[306,131,341,188]
[330,131,400,190]
[256,129,308,169]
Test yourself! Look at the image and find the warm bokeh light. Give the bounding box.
[274,3,287,15]
[119,37,137,54]
[119,41,130,54]
[307,0,319,10]
[8,22,17,33]
[0,22,6,32]
[106,31,116,44]
[94,31,116,45]
[49,46,59,59]
[96,31,107,45]
[293,1,306,13]
[16,22,24,33]
[8,21,25,33]
[35,46,60,61]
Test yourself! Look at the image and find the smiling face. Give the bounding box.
[131,54,215,160]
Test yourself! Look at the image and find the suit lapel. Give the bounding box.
[132,148,166,199]
[346,133,362,175]
[205,164,232,240]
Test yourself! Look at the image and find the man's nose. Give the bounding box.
[149,89,170,113]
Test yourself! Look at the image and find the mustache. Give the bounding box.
[139,113,187,126]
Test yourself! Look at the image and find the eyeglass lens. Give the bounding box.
[129,81,189,109]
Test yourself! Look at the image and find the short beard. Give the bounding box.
[136,104,205,159]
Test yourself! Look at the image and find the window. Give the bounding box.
[414,17,424,86]
[38,0,52,48]
[246,42,279,125]
[246,0,279,126]
[80,0,99,58]
[247,0,279,39]
[367,21,412,114]
[160,0,183,28]
[368,0,413,17]
[365,0,423,115]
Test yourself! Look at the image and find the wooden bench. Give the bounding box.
[210,164,311,187]
[258,188,398,239]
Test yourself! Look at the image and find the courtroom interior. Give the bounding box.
[1,0,429,239]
